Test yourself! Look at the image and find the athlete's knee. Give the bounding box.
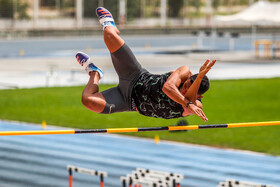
[104,27,119,40]
[81,94,104,113]
[81,94,93,109]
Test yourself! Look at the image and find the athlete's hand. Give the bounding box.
[188,104,208,122]
[198,59,216,78]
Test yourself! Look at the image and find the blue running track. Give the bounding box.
[0,120,279,187]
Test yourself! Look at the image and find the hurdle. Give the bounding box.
[67,165,107,187]
[0,121,279,136]
[132,172,179,187]
[121,168,184,187]
[218,179,276,187]
[121,174,170,187]
[137,168,184,187]
[136,168,184,187]
[121,175,159,187]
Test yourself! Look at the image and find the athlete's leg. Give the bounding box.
[81,70,130,113]
[96,7,144,80]
[104,26,145,81]
[95,7,147,111]
[82,71,106,113]
[76,52,106,113]
[76,51,130,114]
[96,7,123,53]
[104,26,123,53]
[82,69,131,113]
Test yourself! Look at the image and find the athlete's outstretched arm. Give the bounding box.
[162,66,192,107]
[184,59,216,103]
[162,66,208,121]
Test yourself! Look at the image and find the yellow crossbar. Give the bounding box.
[227,121,280,128]
[0,129,75,136]
[0,121,279,136]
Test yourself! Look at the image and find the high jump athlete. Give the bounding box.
[75,7,216,121]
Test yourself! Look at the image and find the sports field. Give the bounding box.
[0,78,279,155]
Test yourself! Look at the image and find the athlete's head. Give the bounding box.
[190,74,210,95]
[180,74,210,97]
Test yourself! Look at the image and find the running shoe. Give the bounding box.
[96,7,116,29]
[76,51,90,67]
[75,52,103,78]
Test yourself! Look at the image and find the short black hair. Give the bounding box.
[190,74,210,95]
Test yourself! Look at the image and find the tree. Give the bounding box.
[16,0,29,19]
[103,0,119,22]
[83,0,99,18]
[83,0,119,21]
[188,0,201,15]
[212,0,221,11]
[0,0,13,18]
[168,0,184,17]
[40,0,56,7]
[127,0,141,21]
[84,0,141,22]
[0,0,29,19]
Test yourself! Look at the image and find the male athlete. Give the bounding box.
[75,7,216,121]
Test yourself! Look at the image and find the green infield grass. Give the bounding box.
[0,78,279,155]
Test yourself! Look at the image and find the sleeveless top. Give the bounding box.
[131,72,184,119]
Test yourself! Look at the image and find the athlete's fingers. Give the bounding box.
[201,111,208,122]
[205,60,216,70]
[197,109,207,122]
[190,106,207,122]
[194,109,206,122]
[194,109,201,117]
[203,59,210,67]
[198,113,207,122]
[200,114,207,122]
[203,67,212,75]
[208,59,216,68]
[199,109,204,116]
[201,60,216,75]
[200,59,210,72]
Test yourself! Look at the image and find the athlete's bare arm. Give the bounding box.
[162,66,207,121]
[162,66,192,107]
[163,65,205,108]
[184,59,216,103]
[183,60,216,121]
[163,60,215,122]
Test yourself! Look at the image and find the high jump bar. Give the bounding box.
[0,121,279,136]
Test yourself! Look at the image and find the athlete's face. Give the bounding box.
[180,79,191,96]
[180,79,203,99]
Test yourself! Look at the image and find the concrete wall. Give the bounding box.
[1,25,280,40]
[0,18,208,30]
[0,18,99,30]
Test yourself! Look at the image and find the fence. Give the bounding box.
[0,0,168,30]
[0,0,256,30]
